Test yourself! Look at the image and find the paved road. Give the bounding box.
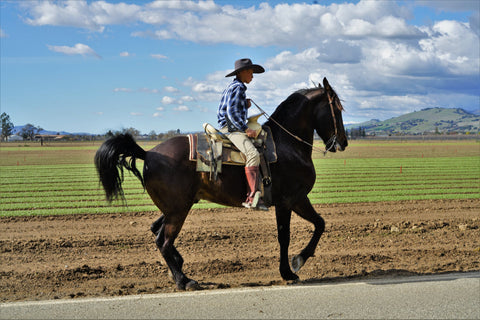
[2,272,479,319]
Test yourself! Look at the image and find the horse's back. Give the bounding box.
[147,136,191,159]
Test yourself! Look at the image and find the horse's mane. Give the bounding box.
[297,86,344,111]
[267,87,325,125]
[295,87,325,98]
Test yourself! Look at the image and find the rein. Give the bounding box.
[250,95,338,156]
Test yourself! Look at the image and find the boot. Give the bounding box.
[242,166,269,211]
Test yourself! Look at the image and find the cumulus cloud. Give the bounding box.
[173,105,190,112]
[22,0,141,32]
[19,0,480,122]
[24,1,425,45]
[180,95,195,102]
[164,86,179,93]
[161,96,177,104]
[151,54,168,60]
[119,51,133,57]
[47,43,101,58]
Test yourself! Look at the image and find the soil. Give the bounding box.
[1,199,479,302]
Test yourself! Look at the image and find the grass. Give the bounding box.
[0,139,479,216]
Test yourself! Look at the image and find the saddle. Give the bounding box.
[187,115,277,205]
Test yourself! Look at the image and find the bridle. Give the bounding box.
[324,90,339,154]
[251,89,340,156]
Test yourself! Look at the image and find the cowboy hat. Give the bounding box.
[225,58,265,77]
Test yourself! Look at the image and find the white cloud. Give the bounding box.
[151,54,167,60]
[164,86,179,93]
[47,43,101,59]
[130,112,143,116]
[25,1,425,46]
[139,88,159,94]
[113,88,132,92]
[23,0,141,32]
[192,82,223,93]
[180,95,195,102]
[0,28,7,38]
[19,0,480,123]
[153,112,163,117]
[173,105,190,112]
[161,96,177,104]
[119,51,134,57]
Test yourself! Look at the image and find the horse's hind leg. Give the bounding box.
[157,212,198,290]
[150,215,164,236]
[152,216,184,271]
[291,196,325,272]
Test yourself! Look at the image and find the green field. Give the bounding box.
[1,139,479,216]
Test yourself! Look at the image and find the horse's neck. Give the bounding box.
[268,103,315,155]
[274,103,314,140]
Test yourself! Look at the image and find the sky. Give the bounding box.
[1,0,479,135]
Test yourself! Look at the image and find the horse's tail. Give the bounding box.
[94,133,146,202]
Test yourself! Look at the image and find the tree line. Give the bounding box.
[1,112,45,141]
[1,112,183,142]
[348,127,366,139]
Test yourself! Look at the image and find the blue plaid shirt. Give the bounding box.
[217,79,249,131]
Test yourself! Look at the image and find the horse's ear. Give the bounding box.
[318,82,323,88]
[323,77,330,90]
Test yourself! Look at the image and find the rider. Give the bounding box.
[217,58,268,211]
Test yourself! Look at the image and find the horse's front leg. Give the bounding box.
[275,205,299,281]
[291,196,325,272]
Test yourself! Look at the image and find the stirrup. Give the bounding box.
[246,191,269,211]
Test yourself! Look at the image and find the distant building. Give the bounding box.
[8,135,23,141]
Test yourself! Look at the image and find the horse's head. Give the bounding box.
[305,78,348,152]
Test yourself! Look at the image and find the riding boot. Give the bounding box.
[243,166,269,211]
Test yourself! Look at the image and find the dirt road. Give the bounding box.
[1,199,479,302]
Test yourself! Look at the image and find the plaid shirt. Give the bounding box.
[217,79,249,131]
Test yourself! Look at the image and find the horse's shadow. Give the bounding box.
[193,269,467,291]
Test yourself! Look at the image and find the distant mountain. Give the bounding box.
[346,107,480,135]
[12,126,93,136]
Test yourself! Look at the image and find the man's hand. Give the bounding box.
[246,128,257,138]
[246,98,252,108]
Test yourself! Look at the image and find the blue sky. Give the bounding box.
[1,0,479,135]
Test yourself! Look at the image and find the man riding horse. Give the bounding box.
[217,58,268,211]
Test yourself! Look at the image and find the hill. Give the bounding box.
[346,107,479,135]
[12,126,92,136]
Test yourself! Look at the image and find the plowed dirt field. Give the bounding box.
[1,199,479,302]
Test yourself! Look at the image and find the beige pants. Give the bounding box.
[220,127,260,167]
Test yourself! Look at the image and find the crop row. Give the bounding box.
[0,156,478,216]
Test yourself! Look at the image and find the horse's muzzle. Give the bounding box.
[335,138,348,152]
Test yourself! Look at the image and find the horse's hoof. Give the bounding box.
[185,279,200,291]
[281,269,300,281]
[291,255,305,273]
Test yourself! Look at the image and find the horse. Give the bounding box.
[94,77,348,290]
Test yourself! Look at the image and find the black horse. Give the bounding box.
[95,77,348,290]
